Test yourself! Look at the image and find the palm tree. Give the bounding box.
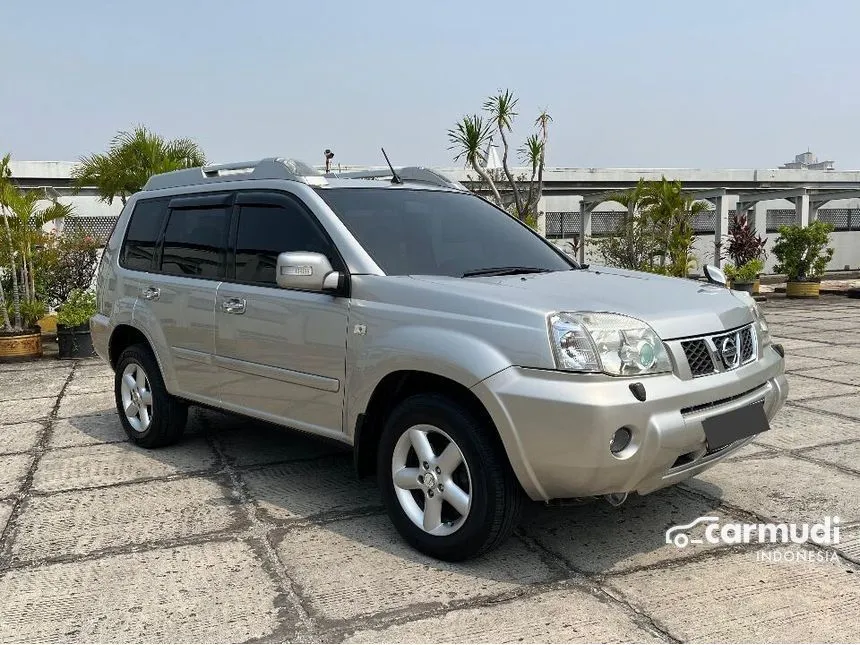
[484,90,524,216]
[0,153,74,333]
[72,126,206,205]
[640,177,709,276]
[447,114,502,206]
[8,189,73,302]
[0,153,21,330]
[451,91,551,224]
[602,179,653,269]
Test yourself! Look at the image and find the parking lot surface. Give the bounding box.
[1,297,859,643]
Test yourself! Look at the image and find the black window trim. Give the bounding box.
[222,189,349,296]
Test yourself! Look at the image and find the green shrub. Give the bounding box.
[772,221,834,280]
[725,258,764,283]
[5,299,47,329]
[57,289,97,327]
[38,231,100,308]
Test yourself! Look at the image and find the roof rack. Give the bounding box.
[143,158,325,191]
[326,167,467,191]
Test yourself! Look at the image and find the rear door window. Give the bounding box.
[160,205,230,278]
[119,198,169,271]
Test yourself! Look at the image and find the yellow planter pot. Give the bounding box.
[37,314,58,335]
[0,332,43,362]
[786,281,820,299]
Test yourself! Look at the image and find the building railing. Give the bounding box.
[545,209,860,239]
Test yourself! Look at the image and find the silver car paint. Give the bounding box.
[92,175,789,503]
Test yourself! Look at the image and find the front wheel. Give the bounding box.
[377,394,523,561]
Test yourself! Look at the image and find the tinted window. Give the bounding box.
[160,206,229,278]
[234,200,333,285]
[120,198,169,271]
[316,188,573,276]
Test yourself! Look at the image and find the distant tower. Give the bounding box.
[324,149,335,173]
[780,150,834,170]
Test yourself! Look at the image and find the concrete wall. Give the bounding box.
[553,231,860,273]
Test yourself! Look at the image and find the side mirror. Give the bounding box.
[703,264,727,287]
[276,252,341,293]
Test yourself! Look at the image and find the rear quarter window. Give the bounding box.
[119,198,170,271]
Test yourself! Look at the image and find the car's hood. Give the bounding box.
[411,267,754,339]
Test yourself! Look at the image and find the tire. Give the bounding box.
[377,393,523,561]
[114,344,188,448]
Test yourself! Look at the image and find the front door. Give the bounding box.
[214,190,348,438]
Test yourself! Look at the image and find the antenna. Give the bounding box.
[381,147,402,184]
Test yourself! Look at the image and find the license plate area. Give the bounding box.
[701,400,769,451]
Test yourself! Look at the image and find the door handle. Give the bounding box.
[221,298,246,315]
[142,287,160,301]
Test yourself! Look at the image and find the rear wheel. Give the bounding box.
[114,344,187,448]
[377,393,522,561]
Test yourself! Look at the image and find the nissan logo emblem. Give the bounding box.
[720,334,739,368]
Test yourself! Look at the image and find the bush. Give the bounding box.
[38,231,100,308]
[57,289,97,328]
[5,299,47,329]
[726,214,767,266]
[772,221,834,281]
[724,258,764,283]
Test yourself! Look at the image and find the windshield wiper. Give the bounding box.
[462,266,553,278]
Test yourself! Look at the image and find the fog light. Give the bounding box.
[610,427,632,455]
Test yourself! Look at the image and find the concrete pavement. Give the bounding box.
[1,297,858,642]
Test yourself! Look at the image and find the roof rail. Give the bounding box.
[326,167,467,191]
[143,158,325,191]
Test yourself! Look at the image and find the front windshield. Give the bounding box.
[316,187,575,277]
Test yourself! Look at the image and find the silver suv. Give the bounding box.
[91,158,788,561]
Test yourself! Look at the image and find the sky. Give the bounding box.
[3,0,860,170]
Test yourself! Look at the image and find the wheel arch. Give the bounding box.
[108,324,174,391]
[352,370,507,480]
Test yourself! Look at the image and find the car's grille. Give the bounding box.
[681,339,715,377]
[681,324,756,378]
[739,327,755,362]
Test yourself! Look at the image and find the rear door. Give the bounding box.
[214,190,348,438]
[131,192,233,402]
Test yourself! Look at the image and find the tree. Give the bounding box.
[639,177,709,277]
[0,154,21,331]
[596,180,660,272]
[72,126,206,205]
[447,114,502,206]
[596,177,711,277]
[449,90,550,223]
[1,153,73,333]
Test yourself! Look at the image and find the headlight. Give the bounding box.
[751,304,771,346]
[548,312,672,376]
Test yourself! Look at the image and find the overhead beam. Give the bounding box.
[806,189,860,204]
[735,187,810,203]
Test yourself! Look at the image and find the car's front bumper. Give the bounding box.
[471,344,788,501]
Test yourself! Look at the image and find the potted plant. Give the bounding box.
[725,213,767,294]
[723,258,764,293]
[56,288,97,359]
[37,230,100,337]
[772,221,835,298]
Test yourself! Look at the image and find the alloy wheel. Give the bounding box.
[120,362,154,433]
[391,424,472,536]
